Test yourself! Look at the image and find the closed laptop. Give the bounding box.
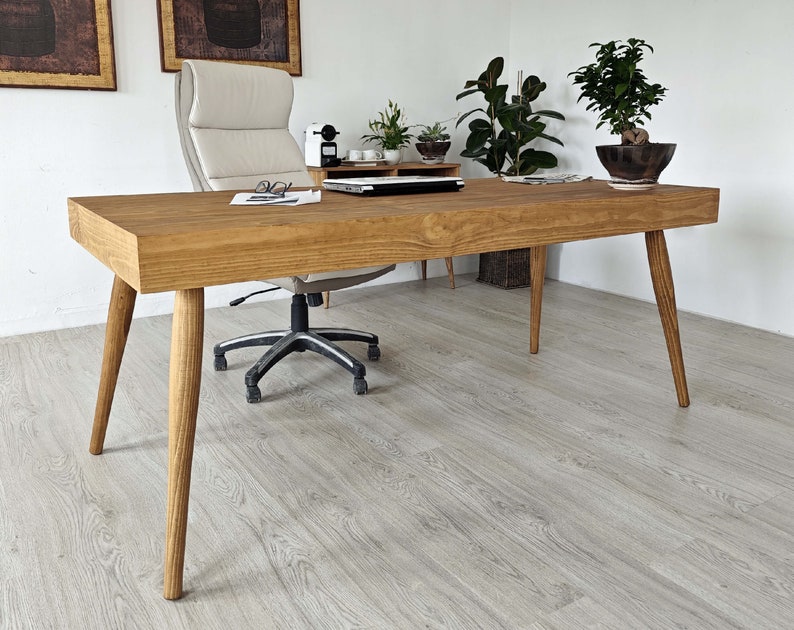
[323,175,465,196]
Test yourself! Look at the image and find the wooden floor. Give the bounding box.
[2,275,794,629]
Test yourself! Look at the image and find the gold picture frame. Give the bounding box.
[157,0,301,75]
[0,0,116,90]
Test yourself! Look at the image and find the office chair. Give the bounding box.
[175,59,395,403]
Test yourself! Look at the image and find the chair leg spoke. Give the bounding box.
[216,294,382,402]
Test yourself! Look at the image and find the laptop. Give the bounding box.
[323,175,465,196]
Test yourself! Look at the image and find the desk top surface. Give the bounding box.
[68,178,719,294]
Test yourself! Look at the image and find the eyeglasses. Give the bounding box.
[255,180,292,197]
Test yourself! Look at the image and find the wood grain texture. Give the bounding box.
[4,275,792,627]
[646,230,689,406]
[90,275,137,454]
[530,244,547,354]
[68,179,719,293]
[164,288,204,599]
[317,162,463,303]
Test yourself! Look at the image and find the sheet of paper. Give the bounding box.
[230,189,322,206]
[501,174,592,185]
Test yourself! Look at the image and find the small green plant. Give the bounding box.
[569,38,667,145]
[361,100,414,150]
[456,56,564,176]
[416,121,451,142]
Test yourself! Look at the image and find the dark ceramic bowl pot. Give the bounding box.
[595,143,676,183]
[416,141,451,164]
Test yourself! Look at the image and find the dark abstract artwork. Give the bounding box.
[158,0,301,75]
[0,0,116,89]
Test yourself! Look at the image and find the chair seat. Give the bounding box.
[268,265,395,294]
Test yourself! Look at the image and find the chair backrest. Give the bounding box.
[175,60,314,192]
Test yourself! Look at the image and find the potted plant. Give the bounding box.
[569,38,674,188]
[456,56,565,289]
[456,56,564,177]
[414,121,452,164]
[361,100,414,165]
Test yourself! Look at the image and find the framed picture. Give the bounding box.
[0,0,116,90]
[157,0,301,75]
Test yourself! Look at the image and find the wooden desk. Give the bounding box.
[309,162,461,288]
[67,178,719,599]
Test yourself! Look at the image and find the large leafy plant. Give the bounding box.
[456,57,564,176]
[569,38,667,145]
[361,100,414,150]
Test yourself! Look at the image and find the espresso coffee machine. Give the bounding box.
[304,123,341,167]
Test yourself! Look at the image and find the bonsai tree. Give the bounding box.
[361,100,414,151]
[569,38,667,146]
[456,56,564,176]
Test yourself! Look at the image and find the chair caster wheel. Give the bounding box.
[246,385,261,403]
[214,355,227,371]
[367,344,381,361]
[353,377,368,395]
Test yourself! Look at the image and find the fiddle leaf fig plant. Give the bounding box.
[569,38,667,145]
[456,56,564,176]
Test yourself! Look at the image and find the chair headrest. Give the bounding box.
[182,59,294,131]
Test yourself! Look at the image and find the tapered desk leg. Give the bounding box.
[419,259,455,288]
[529,245,547,354]
[90,275,137,455]
[444,257,455,289]
[163,288,204,600]
[645,231,690,407]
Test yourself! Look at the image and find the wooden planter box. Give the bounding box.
[477,248,531,289]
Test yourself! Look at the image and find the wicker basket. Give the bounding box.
[477,248,531,289]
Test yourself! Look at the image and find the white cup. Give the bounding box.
[346,149,363,161]
[362,149,383,160]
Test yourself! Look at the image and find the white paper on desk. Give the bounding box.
[502,174,592,185]
[230,189,322,206]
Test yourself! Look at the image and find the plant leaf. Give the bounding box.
[484,84,508,105]
[456,87,482,100]
[468,117,491,131]
[466,128,492,152]
[485,56,504,81]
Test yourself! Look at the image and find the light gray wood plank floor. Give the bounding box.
[1,275,793,629]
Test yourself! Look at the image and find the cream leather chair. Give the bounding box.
[175,59,394,403]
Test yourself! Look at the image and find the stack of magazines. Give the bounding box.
[502,174,592,185]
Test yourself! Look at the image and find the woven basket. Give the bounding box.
[477,248,531,289]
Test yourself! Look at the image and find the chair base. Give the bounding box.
[213,294,381,403]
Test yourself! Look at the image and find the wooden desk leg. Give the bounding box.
[163,288,204,600]
[444,257,455,289]
[419,259,455,288]
[529,245,547,354]
[323,291,330,309]
[645,231,690,407]
[90,275,137,455]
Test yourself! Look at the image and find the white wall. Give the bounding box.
[508,0,794,335]
[2,0,793,338]
[0,0,504,336]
